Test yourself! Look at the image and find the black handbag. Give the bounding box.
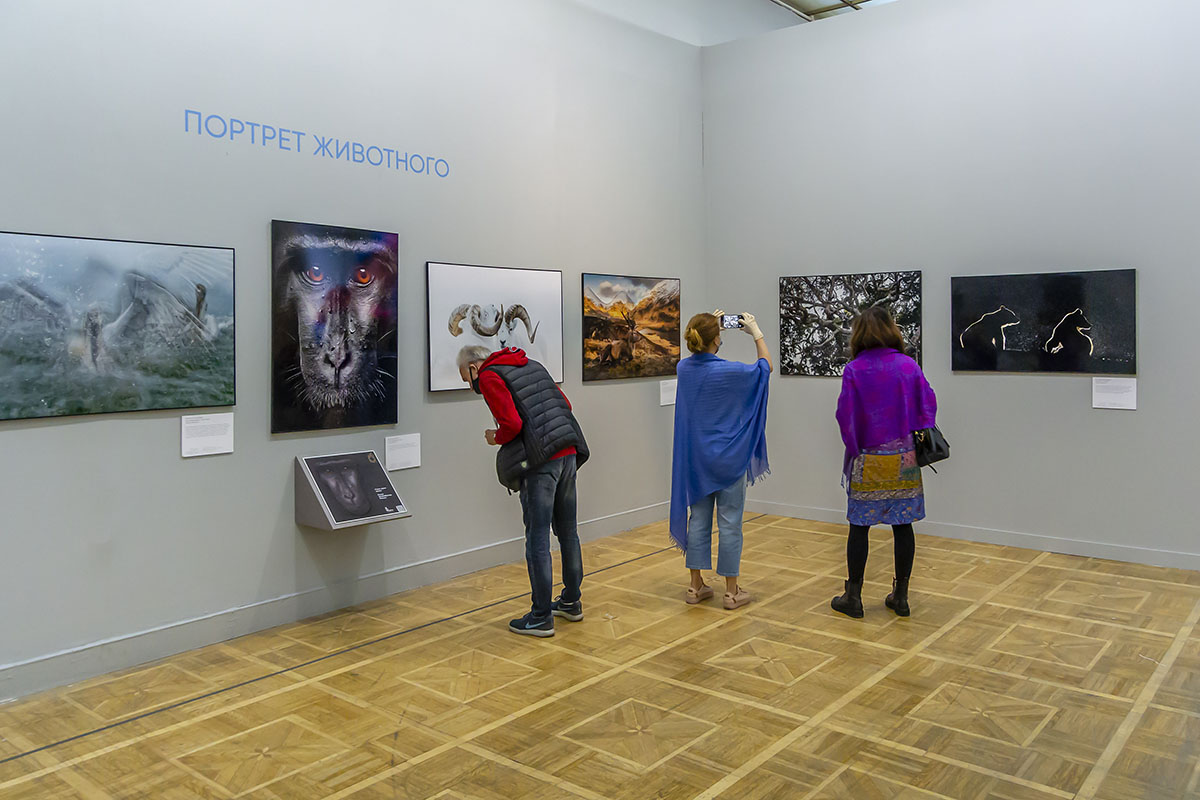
[913,426,949,470]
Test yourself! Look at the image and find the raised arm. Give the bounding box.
[740,312,773,372]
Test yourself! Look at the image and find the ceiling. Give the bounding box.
[775,0,901,22]
[568,0,901,47]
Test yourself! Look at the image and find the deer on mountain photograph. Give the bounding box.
[582,274,680,381]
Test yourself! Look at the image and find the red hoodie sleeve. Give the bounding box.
[479,370,523,444]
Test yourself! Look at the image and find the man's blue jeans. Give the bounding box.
[685,475,747,577]
[519,455,582,620]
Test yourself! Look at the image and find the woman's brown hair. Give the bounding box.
[684,312,721,354]
[849,306,904,358]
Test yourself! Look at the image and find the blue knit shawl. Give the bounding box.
[669,352,771,550]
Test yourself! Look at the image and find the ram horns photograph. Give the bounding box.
[0,231,235,421]
[582,273,680,382]
[426,261,564,392]
[779,270,922,377]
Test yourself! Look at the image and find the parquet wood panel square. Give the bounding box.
[640,615,898,717]
[717,726,1069,800]
[65,662,214,722]
[835,656,1131,794]
[339,747,598,799]
[1,514,1199,800]
[473,669,797,798]
[1152,636,1200,711]
[1090,706,1200,800]
[247,741,412,799]
[177,717,347,795]
[703,636,833,685]
[278,612,402,653]
[0,695,103,752]
[925,602,1174,699]
[1002,566,1200,635]
[561,699,715,770]
[402,649,538,703]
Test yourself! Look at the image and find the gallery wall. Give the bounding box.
[702,0,1200,567]
[0,0,705,696]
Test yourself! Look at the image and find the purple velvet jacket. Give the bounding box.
[835,348,937,479]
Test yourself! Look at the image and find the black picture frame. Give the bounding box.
[779,270,923,377]
[270,220,399,434]
[950,268,1137,374]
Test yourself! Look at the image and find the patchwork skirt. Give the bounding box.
[846,436,925,526]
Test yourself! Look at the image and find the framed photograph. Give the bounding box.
[426,261,563,392]
[582,273,680,381]
[0,230,235,421]
[951,269,1136,374]
[271,220,398,433]
[779,271,923,377]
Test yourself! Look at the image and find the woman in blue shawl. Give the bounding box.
[670,310,772,610]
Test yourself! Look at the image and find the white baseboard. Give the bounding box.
[745,499,1200,572]
[0,502,668,703]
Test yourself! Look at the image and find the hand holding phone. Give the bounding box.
[740,312,764,340]
[721,314,743,329]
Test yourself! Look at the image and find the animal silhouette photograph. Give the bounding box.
[779,270,922,377]
[582,273,680,381]
[0,230,235,421]
[426,261,563,391]
[951,269,1136,374]
[271,220,398,433]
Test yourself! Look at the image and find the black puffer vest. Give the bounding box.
[483,360,589,491]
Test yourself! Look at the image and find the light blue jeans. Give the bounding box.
[685,475,747,577]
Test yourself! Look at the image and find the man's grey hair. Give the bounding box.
[456,345,493,372]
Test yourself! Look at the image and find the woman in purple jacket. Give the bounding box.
[832,307,937,619]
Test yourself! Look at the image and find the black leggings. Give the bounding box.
[847,524,915,584]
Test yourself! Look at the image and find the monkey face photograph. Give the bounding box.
[271,220,398,433]
[0,230,235,421]
[582,273,680,381]
[951,269,1136,374]
[426,261,563,391]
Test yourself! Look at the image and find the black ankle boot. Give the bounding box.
[885,577,910,617]
[831,580,864,619]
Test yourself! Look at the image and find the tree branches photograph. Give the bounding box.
[779,270,923,377]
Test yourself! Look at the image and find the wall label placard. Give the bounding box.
[1092,377,1137,410]
[386,434,421,471]
[183,108,451,179]
[181,413,234,458]
[659,379,678,406]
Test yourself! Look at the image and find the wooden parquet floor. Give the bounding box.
[2,514,1199,799]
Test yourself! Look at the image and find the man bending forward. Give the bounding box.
[458,346,589,637]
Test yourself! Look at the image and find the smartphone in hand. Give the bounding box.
[721,314,744,329]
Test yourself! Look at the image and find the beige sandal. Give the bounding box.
[686,585,714,604]
[723,586,753,610]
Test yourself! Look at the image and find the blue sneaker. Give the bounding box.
[509,613,555,637]
[550,595,583,622]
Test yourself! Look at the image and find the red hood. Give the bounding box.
[481,347,528,369]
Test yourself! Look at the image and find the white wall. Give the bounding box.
[703,0,1200,566]
[0,0,704,697]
